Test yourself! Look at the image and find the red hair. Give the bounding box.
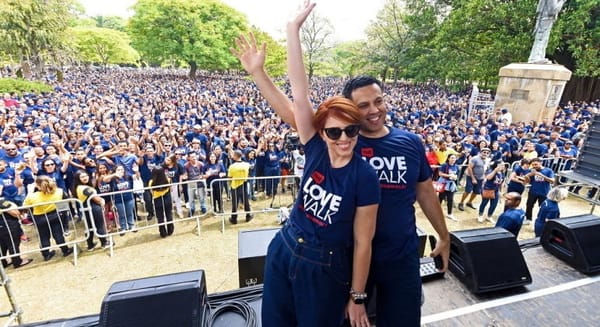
[313,96,361,131]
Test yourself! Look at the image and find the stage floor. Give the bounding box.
[421,244,600,326]
[21,243,600,327]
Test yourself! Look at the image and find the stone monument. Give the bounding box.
[494,0,571,124]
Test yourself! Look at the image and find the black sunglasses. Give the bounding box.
[323,125,360,140]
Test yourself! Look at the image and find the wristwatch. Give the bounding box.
[349,289,367,305]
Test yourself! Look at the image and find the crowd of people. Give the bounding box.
[0,23,598,325]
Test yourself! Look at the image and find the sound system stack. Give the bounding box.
[559,114,600,184]
[541,214,600,275]
[448,227,532,294]
[98,270,207,327]
[238,227,280,288]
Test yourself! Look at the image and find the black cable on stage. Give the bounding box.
[204,285,262,327]
[206,299,257,327]
[519,237,542,252]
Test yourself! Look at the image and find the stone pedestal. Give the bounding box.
[494,63,572,124]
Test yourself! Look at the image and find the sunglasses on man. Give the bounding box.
[323,124,360,140]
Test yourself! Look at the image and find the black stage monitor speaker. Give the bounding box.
[99,270,207,327]
[238,227,280,288]
[541,214,600,274]
[449,227,532,294]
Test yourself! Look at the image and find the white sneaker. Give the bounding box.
[486,216,496,224]
[522,219,531,225]
[446,214,458,221]
[477,216,485,223]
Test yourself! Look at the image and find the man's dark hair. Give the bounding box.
[342,76,384,100]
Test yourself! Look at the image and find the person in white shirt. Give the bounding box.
[291,146,305,188]
[500,108,512,125]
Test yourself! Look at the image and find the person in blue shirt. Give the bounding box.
[259,141,282,198]
[495,192,526,237]
[233,4,380,325]
[202,152,226,214]
[438,154,459,221]
[534,187,568,237]
[108,165,136,233]
[507,158,530,195]
[524,157,555,224]
[478,160,506,223]
[137,145,165,220]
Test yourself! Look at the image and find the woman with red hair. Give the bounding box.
[232,3,379,326]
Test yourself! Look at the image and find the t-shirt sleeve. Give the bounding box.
[355,160,380,207]
[82,186,96,199]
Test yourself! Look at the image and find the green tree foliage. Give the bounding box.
[365,0,599,95]
[0,78,52,95]
[0,0,78,77]
[128,0,247,78]
[553,0,600,77]
[430,0,536,88]
[248,28,287,78]
[71,27,140,67]
[92,16,127,32]
[331,41,371,77]
[365,0,411,81]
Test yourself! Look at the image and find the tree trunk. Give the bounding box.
[20,61,32,79]
[188,61,197,79]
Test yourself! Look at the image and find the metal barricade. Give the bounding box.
[86,179,209,256]
[210,175,298,233]
[0,198,89,267]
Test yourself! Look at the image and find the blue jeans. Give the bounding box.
[366,254,421,327]
[115,199,135,230]
[264,167,280,197]
[479,190,500,217]
[534,216,556,237]
[262,224,351,327]
[187,182,206,215]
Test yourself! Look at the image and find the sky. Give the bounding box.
[78,0,386,42]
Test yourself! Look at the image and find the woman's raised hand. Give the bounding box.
[288,1,316,32]
[230,32,266,76]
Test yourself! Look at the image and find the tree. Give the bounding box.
[331,41,371,77]
[365,0,416,82]
[249,28,287,77]
[0,0,79,78]
[92,16,127,32]
[553,0,600,101]
[128,0,248,78]
[71,27,140,67]
[300,10,334,81]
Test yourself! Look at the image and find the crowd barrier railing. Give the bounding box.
[0,198,89,267]
[85,179,210,256]
[209,175,298,232]
[509,156,576,176]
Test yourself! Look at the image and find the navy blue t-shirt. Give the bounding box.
[356,128,432,262]
[111,176,134,203]
[507,165,530,194]
[496,208,525,236]
[529,167,554,196]
[290,135,380,248]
